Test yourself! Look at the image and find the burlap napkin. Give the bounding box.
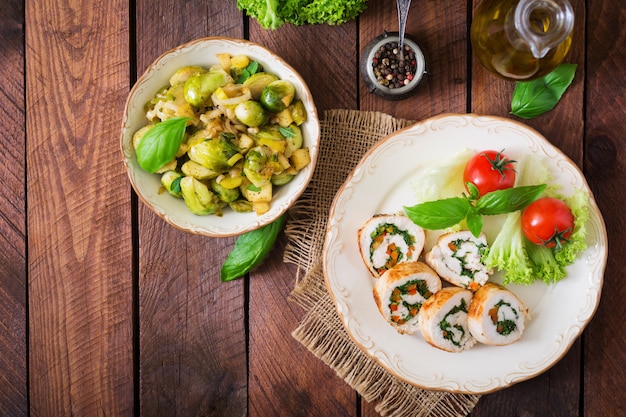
[283,109,481,417]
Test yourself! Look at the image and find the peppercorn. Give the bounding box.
[371,41,418,89]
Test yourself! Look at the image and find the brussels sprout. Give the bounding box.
[229,199,254,213]
[243,146,284,188]
[290,100,308,126]
[143,86,169,114]
[234,100,267,127]
[181,160,219,180]
[260,80,296,113]
[284,124,303,156]
[188,135,240,173]
[147,84,197,123]
[271,171,295,186]
[242,146,271,188]
[243,72,279,100]
[211,178,240,203]
[183,69,231,107]
[161,171,184,198]
[180,176,223,216]
[169,65,205,86]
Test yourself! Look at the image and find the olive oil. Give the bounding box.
[471,0,574,81]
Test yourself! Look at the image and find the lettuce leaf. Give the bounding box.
[483,154,590,285]
[237,0,368,29]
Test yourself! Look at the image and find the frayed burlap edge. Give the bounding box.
[284,109,481,417]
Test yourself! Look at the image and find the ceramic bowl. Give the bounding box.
[121,37,319,237]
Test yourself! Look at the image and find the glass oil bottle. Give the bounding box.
[471,0,574,81]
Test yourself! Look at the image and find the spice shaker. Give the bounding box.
[360,31,427,100]
[471,0,574,81]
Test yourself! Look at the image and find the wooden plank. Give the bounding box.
[469,0,586,415]
[25,0,134,415]
[0,0,27,415]
[359,1,469,415]
[360,0,469,121]
[247,20,360,417]
[134,2,248,415]
[582,1,626,416]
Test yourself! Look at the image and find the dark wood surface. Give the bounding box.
[2,0,624,416]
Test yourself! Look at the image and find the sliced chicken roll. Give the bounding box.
[418,287,476,352]
[468,283,530,345]
[358,214,425,278]
[373,262,442,335]
[425,230,492,291]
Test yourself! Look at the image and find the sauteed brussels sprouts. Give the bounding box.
[133,53,310,216]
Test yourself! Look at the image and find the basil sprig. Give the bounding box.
[403,184,546,237]
[135,117,189,173]
[510,63,577,119]
[220,215,286,282]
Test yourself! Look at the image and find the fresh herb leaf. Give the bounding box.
[403,198,472,230]
[466,212,483,237]
[220,215,286,282]
[279,126,296,138]
[236,61,261,83]
[135,117,189,173]
[404,184,546,236]
[475,184,547,215]
[510,63,577,119]
[465,181,480,200]
[170,176,182,194]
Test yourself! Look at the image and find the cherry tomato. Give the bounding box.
[522,197,575,249]
[463,149,517,196]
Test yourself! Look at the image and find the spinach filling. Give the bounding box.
[388,279,432,324]
[369,223,416,273]
[489,300,519,336]
[449,238,488,279]
[438,298,468,347]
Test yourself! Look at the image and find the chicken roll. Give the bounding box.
[358,214,425,277]
[425,230,492,291]
[418,287,476,352]
[373,262,442,335]
[467,283,530,345]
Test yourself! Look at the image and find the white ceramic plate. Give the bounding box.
[121,37,319,237]
[323,114,607,394]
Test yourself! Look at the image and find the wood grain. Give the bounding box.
[2,0,623,416]
[25,0,133,415]
[583,1,626,417]
[360,0,469,120]
[134,1,247,415]
[0,0,27,416]
[469,0,586,415]
[247,20,360,417]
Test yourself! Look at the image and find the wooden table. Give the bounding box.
[2,0,624,415]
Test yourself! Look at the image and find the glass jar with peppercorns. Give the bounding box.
[361,31,427,100]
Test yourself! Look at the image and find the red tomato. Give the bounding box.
[522,198,575,249]
[463,149,517,196]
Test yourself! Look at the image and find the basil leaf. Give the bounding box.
[220,215,285,282]
[510,63,577,119]
[465,182,480,200]
[476,184,546,215]
[279,126,296,138]
[135,117,189,173]
[466,212,483,237]
[403,198,472,230]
